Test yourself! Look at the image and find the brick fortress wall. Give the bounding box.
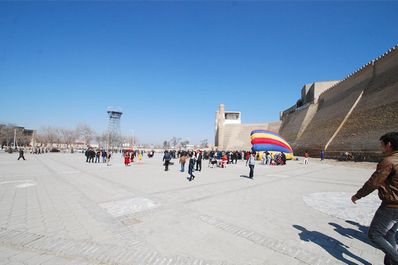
[279,45,398,161]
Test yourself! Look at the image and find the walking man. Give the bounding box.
[188,153,195,181]
[351,132,398,265]
[163,150,171,171]
[17,148,25,160]
[320,150,325,161]
[246,152,256,179]
[196,151,202,171]
[179,154,187,172]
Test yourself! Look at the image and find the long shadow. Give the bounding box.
[239,175,253,180]
[345,220,368,234]
[329,222,375,247]
[293,225,371,265]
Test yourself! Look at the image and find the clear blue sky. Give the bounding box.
[1,1,397,145]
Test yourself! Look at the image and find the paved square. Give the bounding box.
[0,152,383,264]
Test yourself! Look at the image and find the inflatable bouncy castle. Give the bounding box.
[250,130,294,159]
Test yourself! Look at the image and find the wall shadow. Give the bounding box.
[293,224,371,265]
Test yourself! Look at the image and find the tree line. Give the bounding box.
[0,123,138,149]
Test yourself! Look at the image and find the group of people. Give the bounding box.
[124,150,143,166]
[163,150,200,181]
[84,148,111,165]
[161,149,289,181]
[14,131,398,265]
[260,151,287,166]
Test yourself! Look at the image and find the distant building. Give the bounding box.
[215,104,281,150]
[0,123,34,147]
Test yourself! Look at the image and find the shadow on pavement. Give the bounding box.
[239,175,252,179]
[329,221,375,248]
[345,220,369,234]
[293,224,371,265]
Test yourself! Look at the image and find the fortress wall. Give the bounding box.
[279,105,311,143]
[222,122,281,150]
[281,45,398,159]
[295,74,370,151]
[326,49,398,153]
[374,46,398,75]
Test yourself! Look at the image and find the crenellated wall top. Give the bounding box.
[324,43,398,92]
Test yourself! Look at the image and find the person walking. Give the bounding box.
[106,151,112,166]
[124,152,130,166]
[196,151,202,171]
[95,150,100,163]
[17,148,25,160]
[188,153,195,181]
[320,150,325,161]
[246,152,256,179]
[163,150,171,171]
[351,132,398,265]
[85,149,89,162]
[179,154,187,172]
[102,150,107,163]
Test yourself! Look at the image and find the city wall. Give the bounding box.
[279,45,398,160]
[221,122,281,151]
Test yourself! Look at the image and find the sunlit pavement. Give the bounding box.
[0,152,382,265]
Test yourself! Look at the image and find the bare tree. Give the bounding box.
[122,135,139,147]
[163,140,170,149]
[170,137,178,147]
[180,140,189,148]
[15,128,32,147]
[76,123,94,146]
[60,128,78,149]
[200,139,208,148]
[38,126,58,147]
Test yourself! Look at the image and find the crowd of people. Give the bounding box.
[11,131,398,265]
[85,148,112,165]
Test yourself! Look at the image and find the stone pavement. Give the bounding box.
[0,152,383,265]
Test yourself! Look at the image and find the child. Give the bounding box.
[304,151,309,165]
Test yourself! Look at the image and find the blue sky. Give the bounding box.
[1,1,397,145]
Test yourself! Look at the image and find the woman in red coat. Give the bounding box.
[124,152,130,166]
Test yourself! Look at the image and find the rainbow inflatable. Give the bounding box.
[250,130,294,159]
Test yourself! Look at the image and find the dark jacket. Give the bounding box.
[163,153,171,161]
[188,157,195,173]
[355,151,398,207]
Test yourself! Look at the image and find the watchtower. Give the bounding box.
[107,107,123,148]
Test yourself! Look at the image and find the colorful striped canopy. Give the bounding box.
[250,130,293,154]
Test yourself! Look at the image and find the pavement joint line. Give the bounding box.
[197,214,341,265]
[99,168,327,224]
[34,156,151,245]
[1,154,380,264]
[296,177,360,187]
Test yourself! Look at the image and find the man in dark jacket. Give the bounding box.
[196,151,202,171]
[17,148,25,160]
[163,150,171,171]
[352,132,398,265]
[188,153,195,181]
